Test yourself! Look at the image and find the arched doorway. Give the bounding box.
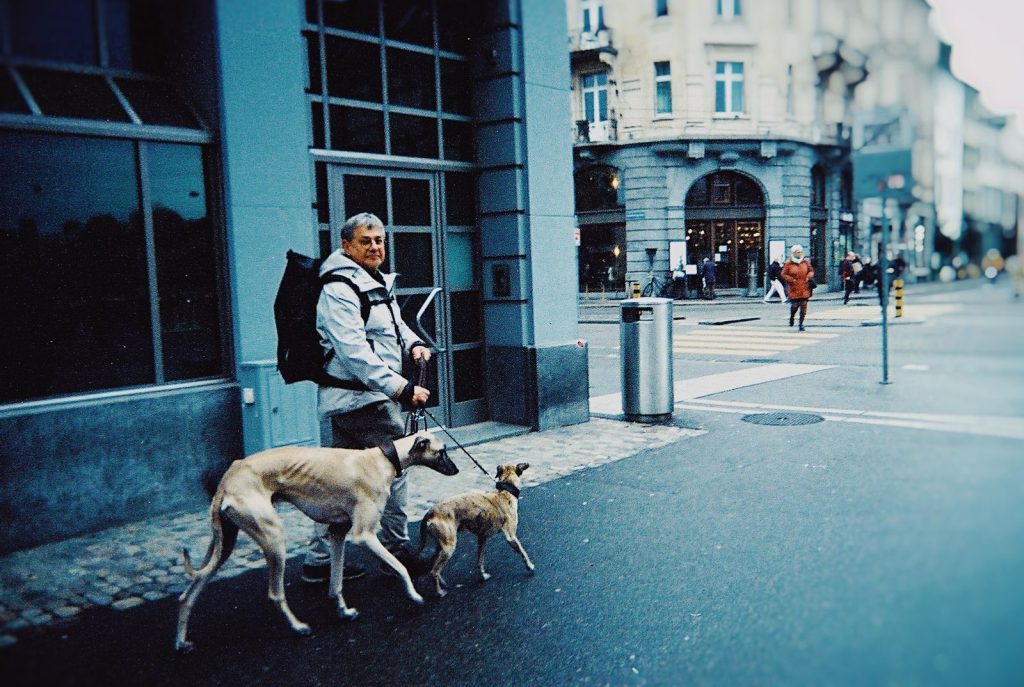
[684,171,766,289]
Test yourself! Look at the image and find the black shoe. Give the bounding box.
[789,320,794,327]
[301,562,366,584]
[380,548,431,577]
[799,325,806,331]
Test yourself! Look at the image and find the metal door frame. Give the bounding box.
[326,164,485,428]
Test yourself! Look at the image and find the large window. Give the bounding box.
[715,61,745,114]
[582,72,608,124]
[304,0,475,162]
[581,0,605,33]
[0,131,224,403]
[655,61,672,115]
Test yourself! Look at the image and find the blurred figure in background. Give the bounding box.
[763,257,786,303]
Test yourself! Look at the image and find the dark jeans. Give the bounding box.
[843,277,856,303]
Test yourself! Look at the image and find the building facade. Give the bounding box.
[568,0,955,296]
[0,0,587,553]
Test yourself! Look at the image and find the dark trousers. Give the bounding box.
[843,277,856,303]
[789,299,808,326]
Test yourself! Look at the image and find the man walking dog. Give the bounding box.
[303,211,433,582]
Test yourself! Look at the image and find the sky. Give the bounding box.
[926,0,1024,126]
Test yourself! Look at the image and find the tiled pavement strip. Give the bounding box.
[0,418,701,647]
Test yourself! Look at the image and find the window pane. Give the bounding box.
[344,175,388,225]
[325,36,382,102]
[715,81,726,112]
[306,33,322,93]
[446,234,477,290]
[732,80,744,112]
[103,0,134,69]
[324,0,380,35]
[584,93,595,122]
[149,143,223,381]
[387,48,436,110]
[392,232,434,287]
[656,0,668,16]
[598,89,607,120]
[442,119,473,161]
[329,104,385,153]
[311,101,326,148]
[655,61,670,77]
[384,0,433,47]
[10,0,96,65]
[656,83,672,114]
[20,68,130,122]
[315,162,330,223]
[453,348,484,401]
[1,70,30,114]
[438,0,475,54]
[445,173,476,225]
[115,78,200,128]
[391,178,431,226]
[440,58,472,114]
[450,291,481,344]
[0,132,152,402]
[390,112,439,158]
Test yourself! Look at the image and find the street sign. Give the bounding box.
[853,147,913,202]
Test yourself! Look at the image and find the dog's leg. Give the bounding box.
[354,533,425,605]
[238,503,311,636]
[504,529,535,573]
[475,534,491,582]
[427,521,454,597]
[327,523,359,620]
[175,513,239,652]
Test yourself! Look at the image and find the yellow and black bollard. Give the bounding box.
[632,282,641,299]
[894,278,904,318]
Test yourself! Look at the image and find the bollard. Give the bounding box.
[631,282,641,299]
[894,278,904,318]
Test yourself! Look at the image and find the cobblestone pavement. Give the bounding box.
[0,418,701,648]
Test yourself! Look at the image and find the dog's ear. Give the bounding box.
[515,463,529,475]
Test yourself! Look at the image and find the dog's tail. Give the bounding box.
[182,489,227,579]
[414,508,434,557]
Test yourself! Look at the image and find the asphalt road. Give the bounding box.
[3,280,1022,686]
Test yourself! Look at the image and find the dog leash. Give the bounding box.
[404,359,490,477]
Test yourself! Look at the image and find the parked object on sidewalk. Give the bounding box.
[620,298,674,420]
[174,431,459,653]
[415,463,535,597]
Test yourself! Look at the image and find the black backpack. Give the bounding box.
[274,250,383,390]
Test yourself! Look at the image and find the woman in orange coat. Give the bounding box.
[781,244,814,331]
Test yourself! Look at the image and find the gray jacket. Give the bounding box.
[316,250,422,417]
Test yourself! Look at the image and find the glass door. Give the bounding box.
[327,166,484,428]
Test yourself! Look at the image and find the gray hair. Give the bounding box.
[340,212,385,242]
[791,244,804,255]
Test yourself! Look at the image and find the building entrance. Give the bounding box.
[684,171,766,290]
[684,220,764,289]
[326,166,485,428]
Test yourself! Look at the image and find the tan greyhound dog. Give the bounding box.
[416,463,535,597]
[175,430,458,652]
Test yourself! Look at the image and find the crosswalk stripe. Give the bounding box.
[674,347,787,357]
[675,341,802,351]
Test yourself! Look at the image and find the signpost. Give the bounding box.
[879,173,905,385]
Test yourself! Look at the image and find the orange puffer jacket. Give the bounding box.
[781,259,815,300]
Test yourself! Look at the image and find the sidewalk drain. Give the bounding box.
[741,412,824,426]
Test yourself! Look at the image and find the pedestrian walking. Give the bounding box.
[763,257,785,303]
[839,251,858,304]
[303,211,433,583]
[781,244,814,331]
[702,258,717,300]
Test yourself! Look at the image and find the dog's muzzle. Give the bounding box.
[436,447,459,476]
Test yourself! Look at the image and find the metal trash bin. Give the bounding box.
[620,298,674,421]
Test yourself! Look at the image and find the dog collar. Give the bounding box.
[495,481,520,499]
[378,441,403,477]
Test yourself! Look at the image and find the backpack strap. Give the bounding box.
[322,273,372,323]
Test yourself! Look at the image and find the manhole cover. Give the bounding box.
[741,412,824,426]
[740,358,780,363]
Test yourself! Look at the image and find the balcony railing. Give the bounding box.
[570,27,614,52]
[575,118,616,144]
